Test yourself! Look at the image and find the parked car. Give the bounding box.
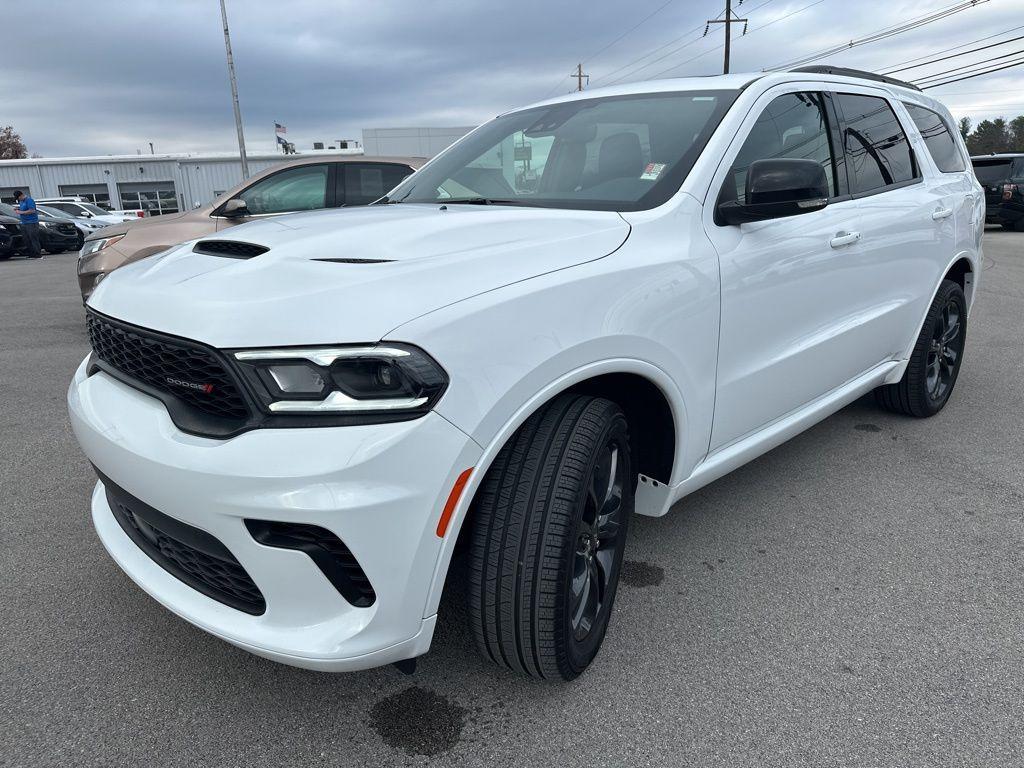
[0,203,81,254]
[69,67,982,681]
[38,204,107,244]
[0,213,19,259]
[76,156,424,299]
[971,153,1024,231]
[36,198,139,226]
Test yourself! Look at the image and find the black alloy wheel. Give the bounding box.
[925,295,963,404]
[570,439,626,643]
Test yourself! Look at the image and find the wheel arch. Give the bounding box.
[885,250,977,385]
[421,359,684,618]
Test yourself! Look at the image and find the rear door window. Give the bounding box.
[903,103,965,173]
[337,163,414,206]
[972,159,1013,184]
[836,93,918,195]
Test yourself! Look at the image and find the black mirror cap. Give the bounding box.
[718,158,829,225]
[747,158,828,205]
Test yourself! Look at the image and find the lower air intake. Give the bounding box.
[245,520,376,607]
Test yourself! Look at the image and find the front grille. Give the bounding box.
[57,223,77,235]
[245,520,376,607]
[87,310,250,423]
[193,240,269,259]
[102,473,266,615]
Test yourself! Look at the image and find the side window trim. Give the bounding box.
[822,91,851,199]
[833,91,923,200]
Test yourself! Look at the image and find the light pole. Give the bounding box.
[219,0,249,178]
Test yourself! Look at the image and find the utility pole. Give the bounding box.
[219,0,249,178]
[706,0,748,75]
[573,63,589,92]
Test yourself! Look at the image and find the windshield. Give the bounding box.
[38,206,73,219]
[386,90,737,211]
[80,203,110,216]
[972,159,1013,184]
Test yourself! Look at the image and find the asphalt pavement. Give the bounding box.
[1,231,1022,767]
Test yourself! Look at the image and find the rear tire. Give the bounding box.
[467,394,633,680]
[874,279,967,417]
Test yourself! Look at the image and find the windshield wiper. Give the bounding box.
[440,197,525,206]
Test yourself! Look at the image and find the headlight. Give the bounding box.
[40,221,55,228]
[81,234,125,257]
[231,344,448,418]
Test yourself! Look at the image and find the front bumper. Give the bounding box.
[68,357,481,671]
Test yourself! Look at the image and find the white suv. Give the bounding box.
[68,67,983,680]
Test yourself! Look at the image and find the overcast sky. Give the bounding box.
[4,0,1023,157]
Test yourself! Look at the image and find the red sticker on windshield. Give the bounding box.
[640,162,666,181]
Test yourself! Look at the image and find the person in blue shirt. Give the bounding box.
[12,190,41,259]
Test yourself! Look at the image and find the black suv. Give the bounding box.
[972,153,1024,231]
[0,203,81,255]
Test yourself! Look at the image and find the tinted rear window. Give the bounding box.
[972,160,1013,184]
[837,93,918,194]
[903,103,965,173]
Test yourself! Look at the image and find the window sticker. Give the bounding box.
[640,162,666,181]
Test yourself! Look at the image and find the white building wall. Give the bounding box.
[361,127,474,158]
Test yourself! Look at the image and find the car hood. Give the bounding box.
[85,210,190,241]
[88,204,630,347]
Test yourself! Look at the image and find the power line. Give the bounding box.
[885,34,1024,75]
[878,24,1024,74]
[593,0,780,87]
[583,0,679,65]
[538,0,680,97]
[920,56,1024,89]
[646,0,824,81]
[766,0,990,71]
[706,0,749,74]
[914,48,1024,85]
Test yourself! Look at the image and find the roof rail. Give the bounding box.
[790,65,922,92]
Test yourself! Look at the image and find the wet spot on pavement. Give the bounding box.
[855,423,882,433]
[369,686,467,757]
[621,560,664,587]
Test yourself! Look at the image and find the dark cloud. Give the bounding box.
[4,0,1022,157]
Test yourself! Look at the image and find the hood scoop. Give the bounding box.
[193,240,269,259]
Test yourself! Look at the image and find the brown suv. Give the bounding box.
[77,155,424,299]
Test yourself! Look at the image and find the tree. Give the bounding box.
[0,126,27,160]
[966,118,1012,155]
[957,117,972,142]
[1010,115,1024,152]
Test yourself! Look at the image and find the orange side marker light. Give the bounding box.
[436,468,473,538]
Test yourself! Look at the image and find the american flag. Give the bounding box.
[274,122,287,134]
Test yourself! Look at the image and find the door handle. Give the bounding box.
[829,231,861,248]
[932,208,954,220]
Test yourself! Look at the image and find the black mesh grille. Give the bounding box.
[102,474,266,615]
[87,311,250,422]
[193,240,269,259]
[245,520,376,607]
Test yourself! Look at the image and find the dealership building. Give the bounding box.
[0,126,472,215]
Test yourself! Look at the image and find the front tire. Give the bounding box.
[875,279,967,417]
[467,394,633,680]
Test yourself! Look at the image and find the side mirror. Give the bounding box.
[717,158,829,225]
[221,198,249,218]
